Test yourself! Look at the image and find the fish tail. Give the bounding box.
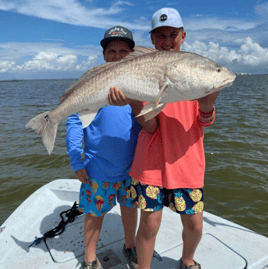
[26,111,58,155]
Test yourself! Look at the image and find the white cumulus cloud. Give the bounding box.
[23,52,78,71]
[183,37,268,67]
[0,61,16,72]
[0,49,100,74]
[1,37,267,77]
[239,37,268,65]
[0,41,102,75]
[75,55,99,71]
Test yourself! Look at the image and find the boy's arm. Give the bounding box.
[197,91,220,126]
[108,87,158,133]
[66,114,89,183]
[128,99,158,133]
[198,91,220,113]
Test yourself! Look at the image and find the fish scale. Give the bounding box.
[26,46,236,154]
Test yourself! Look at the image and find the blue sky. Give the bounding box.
[0,0,267,80]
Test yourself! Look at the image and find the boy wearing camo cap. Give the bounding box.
[67,26,140,269]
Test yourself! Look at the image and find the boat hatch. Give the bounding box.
[151,233,247,269]
[45,214,247,268]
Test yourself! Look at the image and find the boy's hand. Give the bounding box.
[75,168,89,184]
[108,87,130,106]
[198,91,221,113]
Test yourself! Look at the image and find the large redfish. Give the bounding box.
[26,46,236,154]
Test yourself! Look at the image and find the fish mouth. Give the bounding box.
[223,81,234,88]
[213,78,235,90]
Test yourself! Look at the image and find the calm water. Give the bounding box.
[0,75,267,237]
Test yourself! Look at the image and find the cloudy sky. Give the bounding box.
[0,0,267,80]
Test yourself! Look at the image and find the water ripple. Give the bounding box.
[0,76,267,237]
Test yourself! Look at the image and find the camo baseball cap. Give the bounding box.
[150,8,183,32]
[101,26,135,50]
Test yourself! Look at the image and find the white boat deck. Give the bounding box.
[1,179,268,269]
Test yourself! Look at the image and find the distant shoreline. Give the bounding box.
[0,79,22,82]
[0,74,267,82]
[0,78,78,82]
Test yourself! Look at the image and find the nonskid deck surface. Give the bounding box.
[1,179,268,269]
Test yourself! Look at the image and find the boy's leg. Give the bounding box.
[117,178,138,268]
[136,209,163,269]
[166,187,203,267]
[180,212,203,266]
[117,177,138,249]
[79,179,118,264]
[84,213,104,262]
[120,204,137,248]
[129,179,165,269]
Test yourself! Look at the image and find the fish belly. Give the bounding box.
[109,74,160,102]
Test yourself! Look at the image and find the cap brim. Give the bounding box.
[150,24,183,33]
[100,37,135,49]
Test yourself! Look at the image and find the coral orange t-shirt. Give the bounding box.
[129,100,214,189]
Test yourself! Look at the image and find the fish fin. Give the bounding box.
[26,111,58,155]
[78,110,98,128]
[157,71,186,103]
[136,102,166,121]
[122,46,157,61]
[156,81,169,105]
[165,73,177,84]
[82,62,117,79]
[60,62,116,103]
[88,47,155,74]
[133,46,156,55]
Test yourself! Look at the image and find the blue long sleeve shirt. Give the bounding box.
[66,105,141,182]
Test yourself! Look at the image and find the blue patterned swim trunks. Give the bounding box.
[79,177,135,217]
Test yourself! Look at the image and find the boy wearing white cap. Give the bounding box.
[109,7,220,269]
[150,7,185,51]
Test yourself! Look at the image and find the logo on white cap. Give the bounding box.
[160,14,167,22]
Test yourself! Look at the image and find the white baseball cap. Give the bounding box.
[150,8,184,32]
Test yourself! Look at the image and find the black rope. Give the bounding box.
[29,201,82,248]
[28,202,163,262]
